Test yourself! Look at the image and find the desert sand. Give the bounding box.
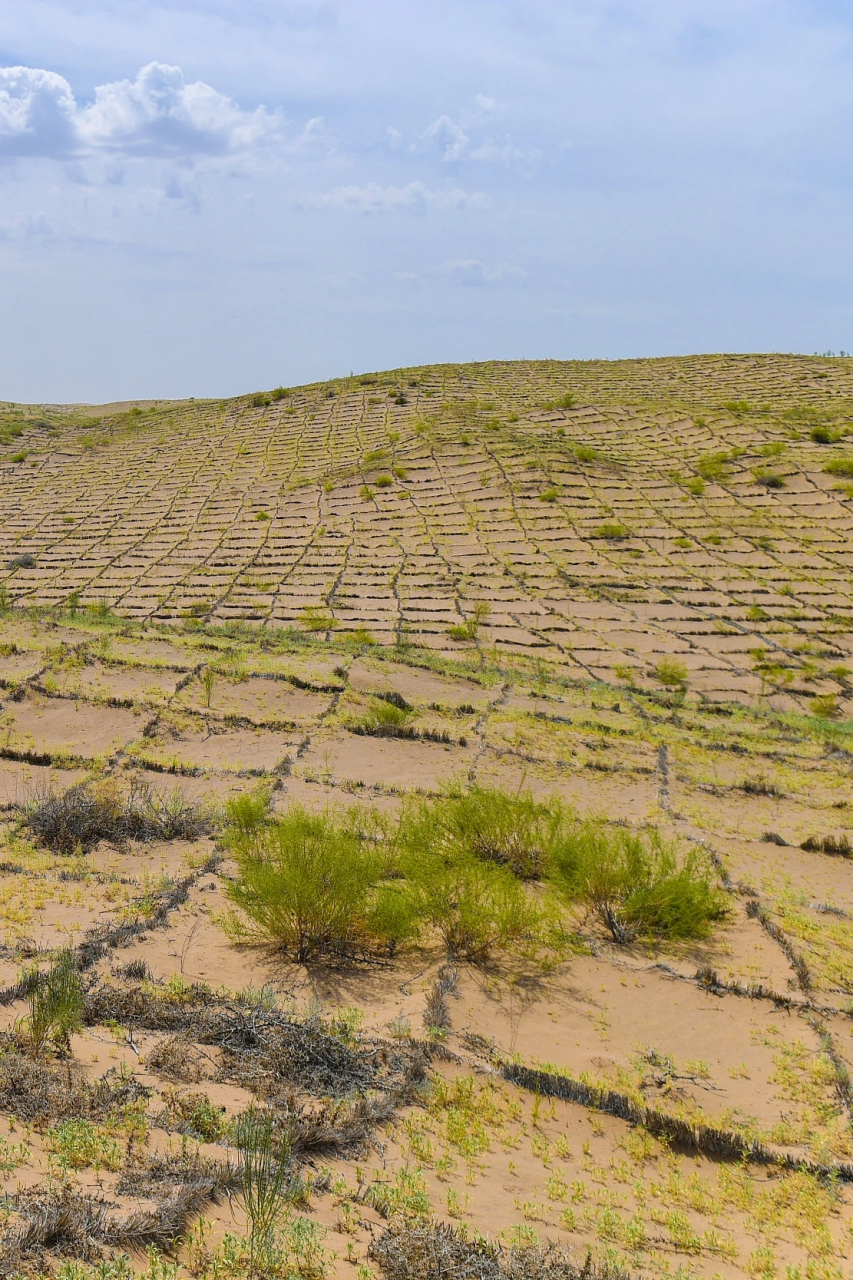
[0,356,851,1279]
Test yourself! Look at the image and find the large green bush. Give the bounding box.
[549,821,727,943]
[402,850,542,962]
[225,803,415,962]
[224,786,726,964]
[225,790,546,964]
[403,783,563,879]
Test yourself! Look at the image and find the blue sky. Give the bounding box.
[0,1,851,401]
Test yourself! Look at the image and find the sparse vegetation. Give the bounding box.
[0,359,852,1277]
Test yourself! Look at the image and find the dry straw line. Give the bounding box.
[745,898,813,993]
[499,1062,853,1180]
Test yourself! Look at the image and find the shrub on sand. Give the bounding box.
[225,789,548,965]
[355,696,416,737]
[653,657,688,688]
[548,822,727,943]
[409,783,564,880]
[403,851,542,962]
[225,804,416,961]
[23,949,85,1054]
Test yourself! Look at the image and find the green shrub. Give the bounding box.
[549,823,726,943]
[300,606,333,632]
[390,785,557,959]
[403,851,542,961]
[539,487,559,503]
[409,784,564,880]
[811,694,839,719]
[225,805,415,961]
[653,658,688,687]
[593,522,629,540]
[235,1106,296,1272]
[753,468,785,489]
[356,696,416,736]
[227,789,273,840]
[824,458,853,478]
[447,601,491,643]
[374,474,393,488]
[696,452,730,482]
[161,1087,229,1142]
[574,445,597,463]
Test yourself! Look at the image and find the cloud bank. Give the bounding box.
[0,62,282,159]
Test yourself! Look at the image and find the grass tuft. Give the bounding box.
[22,949,85,1055]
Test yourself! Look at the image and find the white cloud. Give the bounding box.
[308,181,487,213]
[418,108,536,166]
[81,63,281,155]
[0,67,79,157]
[422,114,469,161]
[290,116,328,151]
[469,138,533,164]
[446,258,525,286]
[0,62,282,160]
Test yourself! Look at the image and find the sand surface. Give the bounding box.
[0,357,851,1278]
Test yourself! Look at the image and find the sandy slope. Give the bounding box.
[0,357,851,1277]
